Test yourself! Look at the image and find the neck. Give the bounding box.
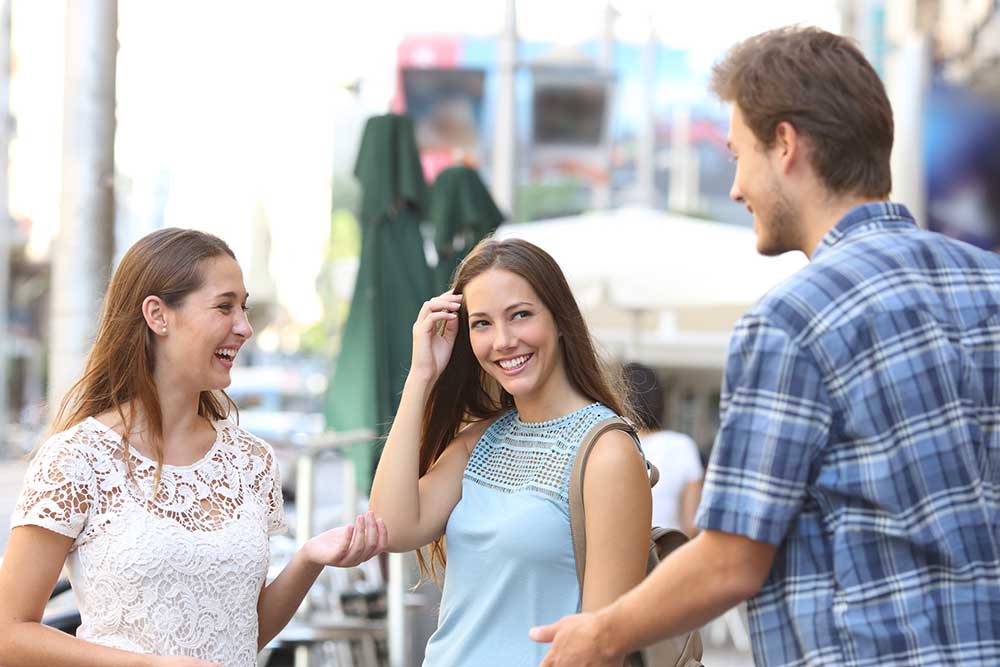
[798,191,886,258]
[512,368,591,424]
[151,369,208,446]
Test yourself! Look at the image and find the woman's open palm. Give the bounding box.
[303,511,388,568]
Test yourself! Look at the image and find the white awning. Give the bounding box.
[496,207,807,369]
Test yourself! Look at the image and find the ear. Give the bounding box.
[142,295,170,337]
[773,121,800,175]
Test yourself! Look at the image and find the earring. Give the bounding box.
[161,327,167,334]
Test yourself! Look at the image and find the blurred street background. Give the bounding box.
[1,1,999,665]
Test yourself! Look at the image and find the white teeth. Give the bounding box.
[499,355,529,370]
[215,348,236,359]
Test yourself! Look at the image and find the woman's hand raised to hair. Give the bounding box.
[302,512,389,568]
[410,290,463,384]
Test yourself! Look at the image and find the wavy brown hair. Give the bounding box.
[416,237,635,581]
[51,228,239,489]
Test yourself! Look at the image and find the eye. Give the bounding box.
[470,319,489,329]
[217,303,233,312]
[511,310,531,321]
[242,303,252,313]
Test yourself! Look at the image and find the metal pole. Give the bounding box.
[0,0,11,447]
[491,0,518,219]
[49,0,117,417]
[667,105,699,213]
[592,1,615,209]
[885,3,929,226]
[294,452,315,667]
[637,21,657,208]
[387,552,408,667]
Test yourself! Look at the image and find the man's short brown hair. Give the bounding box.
[711,26,893,199]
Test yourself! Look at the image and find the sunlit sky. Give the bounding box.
[8,0,840,326]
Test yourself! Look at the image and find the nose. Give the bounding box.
[729,178,743,204]
[234,309,253,340]
[492,322,516,352]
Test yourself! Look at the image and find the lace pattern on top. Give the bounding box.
[464,403,616,502]
[11,419,286,666]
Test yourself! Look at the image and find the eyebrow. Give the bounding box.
[469,301,533,318]
[215,291,249,300]
[726,140,734,152]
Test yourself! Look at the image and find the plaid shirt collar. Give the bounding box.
[812,201,917,261]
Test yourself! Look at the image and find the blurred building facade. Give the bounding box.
[2,0,999,455]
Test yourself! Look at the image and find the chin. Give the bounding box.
[488,373,530,399]
[757,239,778,256]
[209,375,233,391]
[757,238,796,257]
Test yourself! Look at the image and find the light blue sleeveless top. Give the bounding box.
[423,402,622,666]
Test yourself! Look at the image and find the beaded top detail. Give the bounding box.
[463,403,615,503]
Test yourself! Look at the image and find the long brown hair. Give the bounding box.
[51,228,239,487]
[416,237,634,580]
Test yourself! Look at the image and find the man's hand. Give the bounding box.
[530,612,625,667]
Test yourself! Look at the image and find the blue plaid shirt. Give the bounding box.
[696,202,1000,667]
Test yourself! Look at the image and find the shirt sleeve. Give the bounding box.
[11,435,96,541]
[695,313,831,545]
[263,445,287,536]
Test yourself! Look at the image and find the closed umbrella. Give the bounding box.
[325,113,433,494]
[429,165,504,290]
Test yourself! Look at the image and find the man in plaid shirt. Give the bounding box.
[532,26,1000,667]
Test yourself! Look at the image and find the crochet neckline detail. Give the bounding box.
[512,402,601,428]
[83,416,224,471]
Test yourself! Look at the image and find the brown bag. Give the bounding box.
[568,416,704,667]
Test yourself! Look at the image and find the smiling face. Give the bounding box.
[463,268,566,404]
[156,256,253,392]
[727,104,801,256]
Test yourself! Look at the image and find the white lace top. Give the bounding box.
[11,417,286,666]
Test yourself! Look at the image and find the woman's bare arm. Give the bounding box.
[579,430,653,611]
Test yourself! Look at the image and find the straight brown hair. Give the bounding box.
[711,26,894,199]
[51,228,238,489]
[416,237,634,581]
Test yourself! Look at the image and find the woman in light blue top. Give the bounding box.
[369,238,652,665]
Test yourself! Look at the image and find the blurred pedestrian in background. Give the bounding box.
[623,362,702,537]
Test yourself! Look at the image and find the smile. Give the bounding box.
[496,353,533,373]
[214,347,238,364]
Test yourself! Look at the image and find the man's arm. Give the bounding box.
[531,529,776,667]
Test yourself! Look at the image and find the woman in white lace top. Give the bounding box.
[0,229,388,667]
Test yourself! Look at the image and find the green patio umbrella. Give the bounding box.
[325,113,433,494]
[429,165,505,290]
